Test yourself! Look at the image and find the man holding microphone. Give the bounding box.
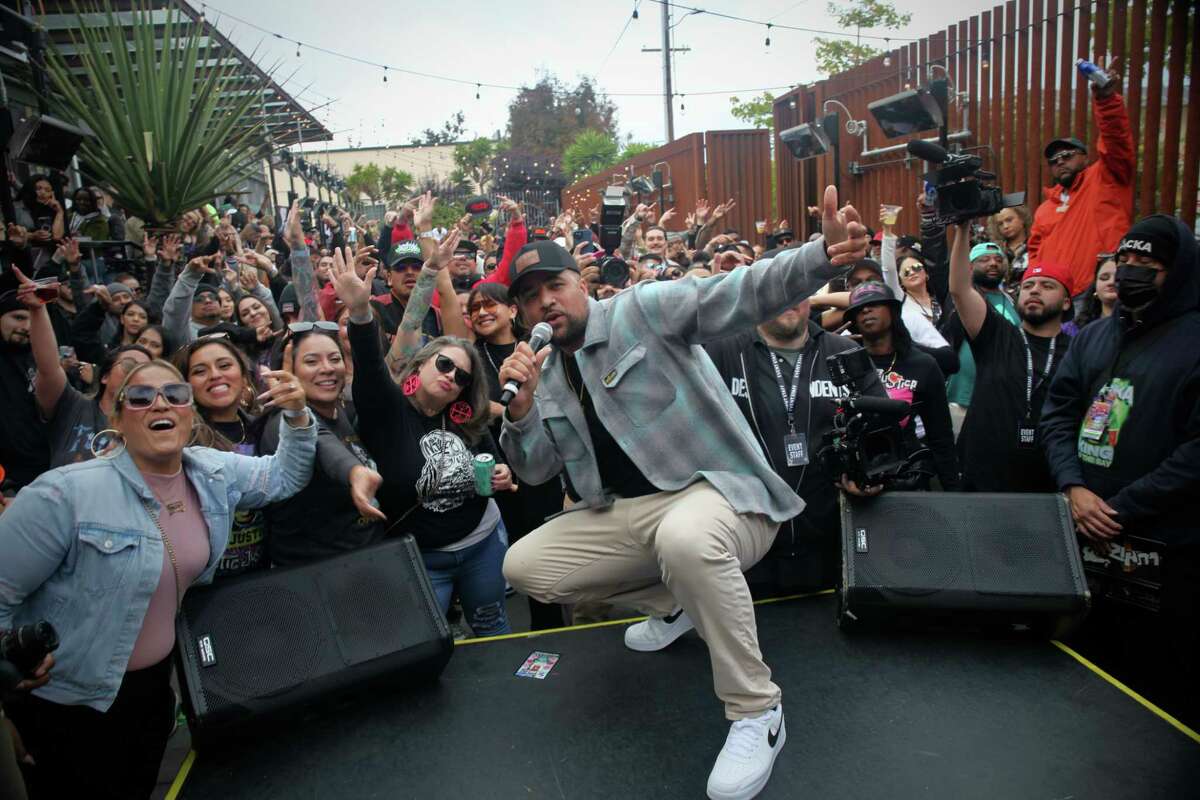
[497,186,867,800]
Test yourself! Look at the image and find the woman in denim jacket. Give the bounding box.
[0,357,316,800]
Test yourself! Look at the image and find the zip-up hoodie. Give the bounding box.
[704,321,859,555]
[1039,216,1200,546]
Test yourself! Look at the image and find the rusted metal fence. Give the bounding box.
[561,130,772,243]
[773,0,1197,239]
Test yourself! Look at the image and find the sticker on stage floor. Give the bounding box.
[515,651,560,679]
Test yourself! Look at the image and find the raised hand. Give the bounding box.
[284,198,307,251]
[712,198,736,221]
[84,283,113,311]
[142,233,159,260]
[10,266,52,308]
[819,185,869,266]
[658,207,678,228]
[6,223,28,249]
[55,237,82,267]
[257,369,307,414]
[497,195,523,221]
[185,252,220,277]
[428,229,462,271]
[684,212,697,229]
[412,191,436,232]
[353,245,380,276]
[694,199,711,226]
[329,245,376,317]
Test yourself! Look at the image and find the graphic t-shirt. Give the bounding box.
[48,387,111,467]
[869,348,961,489]
[211,417,267,577]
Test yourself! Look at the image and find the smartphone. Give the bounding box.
[58,345,75,360]
[572,228,594,245]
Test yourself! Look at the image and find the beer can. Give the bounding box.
[474,453,495,496]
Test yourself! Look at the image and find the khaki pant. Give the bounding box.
[503,481,781,719]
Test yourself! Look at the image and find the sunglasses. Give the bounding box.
[288,321,340,334]
[121,382,194,410]
[1047,150,1081,166]
[467,298,504,315]
[900,264,925,278]
[434,354,472,388]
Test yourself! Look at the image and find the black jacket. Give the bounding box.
[1040,216,1200,546]
[705,321,858,555]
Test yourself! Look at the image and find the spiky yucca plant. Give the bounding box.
[44,1,270,227]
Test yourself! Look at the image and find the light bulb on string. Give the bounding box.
[296,43,301,58]
[476,84,481,100]
[632,3,639,19]
[883,39,891,67]
[765,24,772,47]
[383,67,388,83]
[680,95,686,112]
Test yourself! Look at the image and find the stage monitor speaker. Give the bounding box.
[839,492,1090,637]
[8,113,90,171]
[175,535,452,746]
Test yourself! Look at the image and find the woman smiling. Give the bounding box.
[0,359,315,799]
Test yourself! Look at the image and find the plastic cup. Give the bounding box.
[755,220,767,234]
[881,205,902,226]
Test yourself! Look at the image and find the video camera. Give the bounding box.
[817,348,933,490]
[0,621,59,691]
[907,139,1026,225]
[596,185,630,288]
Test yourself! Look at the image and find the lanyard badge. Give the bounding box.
[770,351,809,466]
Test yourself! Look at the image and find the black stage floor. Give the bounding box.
[174,594,1200,799]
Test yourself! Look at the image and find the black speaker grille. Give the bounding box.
[195,584,327,712]
[853,501,964,594]
[318,552,441,664]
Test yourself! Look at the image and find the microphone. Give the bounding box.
[905,138,949,164]
[845,395,912,417]
[500,322,554,407]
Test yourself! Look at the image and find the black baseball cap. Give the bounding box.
[1044,137,1087,160]
[453,239,479,255]
[508,241,580,300]
[844,281,901,322]
[193,284,220,303]
[385,240,424,269]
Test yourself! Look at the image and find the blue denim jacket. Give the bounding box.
[0,415,316,711]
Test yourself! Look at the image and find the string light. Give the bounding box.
[296,44,301,57]
[632,3,639,19]
[680,95,686,111]
[383,67,388,83]
[475,84,481,100]
[765,24,772,47]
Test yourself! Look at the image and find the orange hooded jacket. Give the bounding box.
[1026,92,1135,297]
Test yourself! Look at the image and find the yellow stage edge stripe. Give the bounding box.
[454,588,837,646]
[164,748,196,800]
[1051,639,1200,746]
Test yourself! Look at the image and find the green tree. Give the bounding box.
[729,92,776,131]
[345,162,383,204]
[410,111,467,146]
[453,137,496,191]
[379,167,413,206]
[618,141,658,161]
[507,75,618,156]
[562,129,619,181]
[813,0,910,77]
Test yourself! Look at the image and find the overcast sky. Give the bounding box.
[199,0,1004,154]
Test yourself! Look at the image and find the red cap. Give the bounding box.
[1022,262,1072,291]
[871,229,883,243]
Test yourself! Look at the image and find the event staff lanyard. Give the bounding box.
[1018,329,1056,414]
[769,350,805,434]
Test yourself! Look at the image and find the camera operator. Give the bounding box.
[948,222,1072,492]
[1027,60,1134,306]
[1040,215,1200,721]
[705,299,860,591]
[842,282,961,490]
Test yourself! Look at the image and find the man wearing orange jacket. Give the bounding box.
[1026,62,1134,304]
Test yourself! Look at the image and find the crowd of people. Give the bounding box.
[0,62,1196,800]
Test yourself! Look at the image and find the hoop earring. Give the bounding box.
[402,374,421,397]
[90,429,126,460]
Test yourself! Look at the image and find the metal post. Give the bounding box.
[266,157,280,219]
[661,0,674,143]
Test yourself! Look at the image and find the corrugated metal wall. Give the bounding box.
[774,0,1197,238]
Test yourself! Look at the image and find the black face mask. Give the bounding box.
[1116,265,1161,310]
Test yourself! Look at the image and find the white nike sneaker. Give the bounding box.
[623,608,695,652]
[706,704,786,800]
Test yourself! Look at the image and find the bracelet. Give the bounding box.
[282,407,308,420]
[418,230,439,241]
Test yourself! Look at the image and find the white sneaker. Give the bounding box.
[623,608,695,652]
[706,705,786,800]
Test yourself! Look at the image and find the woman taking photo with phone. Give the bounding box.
[0,353,315,800]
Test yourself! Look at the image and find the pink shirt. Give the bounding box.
[127,470,211,671]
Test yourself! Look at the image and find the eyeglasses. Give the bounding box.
[1047,150,1081,166]
[120,382,193,410]
[434,354,472,388]
[467,298,504,316]
[288,321,339,334]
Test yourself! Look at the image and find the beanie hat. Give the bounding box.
[1117,215,1179,268]
[106,282,133,298]
[0,289,22,317]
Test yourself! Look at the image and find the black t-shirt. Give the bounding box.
[48,387,110,467]
[0,346,49,489]
[562,352,658,500]
[259,404,384,567]
[477,340,516,440]
[348,317,496,550]
[370,295,442,341]
[209,414,268,577]
[869,347,961,490]
[959,305,1071,492]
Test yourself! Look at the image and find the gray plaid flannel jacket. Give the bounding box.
[501,239,844,523]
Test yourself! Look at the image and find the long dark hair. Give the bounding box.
[18,173,64,214]
[396,337,491,445]
[1074,253,1118,329]
[467,282,524,340]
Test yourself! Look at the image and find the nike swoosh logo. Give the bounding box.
[664,609,684,624]
[768,719,781,748]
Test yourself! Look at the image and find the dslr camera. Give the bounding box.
[596,185,630,288]
[907,139,1025,225]
[817,348,933,491]
[0,621,59,691]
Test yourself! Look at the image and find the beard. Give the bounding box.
[552,312,588,350]
[1017,301,1062,326]
[973,271,1003,289]
[761,316,805,341]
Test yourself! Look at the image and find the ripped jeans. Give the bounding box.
[421,521,512,637]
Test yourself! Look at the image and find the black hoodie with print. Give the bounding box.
[1040,215,1200,546]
